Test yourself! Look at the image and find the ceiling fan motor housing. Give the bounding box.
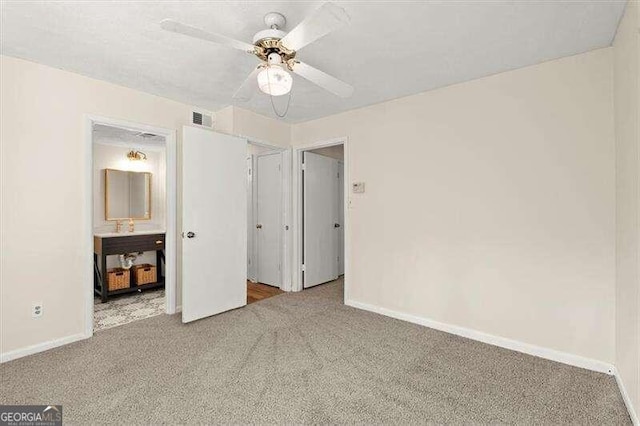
[252,12,295,64]
[252,29,295,63]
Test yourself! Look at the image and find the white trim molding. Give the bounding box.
[345,299,614,375]
[613,367,639,425]
[1,333,86,363]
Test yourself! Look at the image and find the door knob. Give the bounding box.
[186,231,196,238]
[256,224,263,229]
[334,223,341,228]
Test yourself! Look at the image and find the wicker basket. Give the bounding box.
[106,268,130,291]
[133,264,157,286]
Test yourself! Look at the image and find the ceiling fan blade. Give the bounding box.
[160,19,255,53]
[233,66,263,101]
[279,2,350,52]
[291,61,354,98]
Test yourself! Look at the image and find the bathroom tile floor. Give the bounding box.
[94,289,164,332]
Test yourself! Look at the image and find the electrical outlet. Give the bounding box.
[32,303,43,318]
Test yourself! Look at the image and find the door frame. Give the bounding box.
[337,159,345,276]
[292,137,349,299]
[83,115,178,338]
[247,139,292,291]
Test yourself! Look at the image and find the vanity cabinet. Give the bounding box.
[94,233,165,302]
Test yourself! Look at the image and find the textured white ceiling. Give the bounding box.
[1,1,626,122]
[93,124,166,148]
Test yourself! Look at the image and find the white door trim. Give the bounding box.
[247,155,258,283]
[292,137,349,299]
[247,140,292,291]
[83,115,178,339]
[337,160,345,276]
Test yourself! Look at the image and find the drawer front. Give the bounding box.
[102,234,165,254]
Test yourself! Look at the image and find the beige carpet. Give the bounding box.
[0,279,631,424]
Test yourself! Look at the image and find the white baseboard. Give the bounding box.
[345,299,614,375]
[1,333,87,363]
[614,367,639,425]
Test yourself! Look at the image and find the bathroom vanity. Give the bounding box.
[93,232,165,302]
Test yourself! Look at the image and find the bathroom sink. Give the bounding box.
[94,229,165,238]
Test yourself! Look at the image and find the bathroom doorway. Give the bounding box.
[85,117,177,335]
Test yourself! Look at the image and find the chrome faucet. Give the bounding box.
[128,218,135,233]
[115,220,123,233]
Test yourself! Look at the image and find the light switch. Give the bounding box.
[352,182,365,193]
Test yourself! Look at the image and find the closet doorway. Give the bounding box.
[293,139,349,298]
[247,141,290,303]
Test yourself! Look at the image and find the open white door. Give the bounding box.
[256,153,281,287]
[303,152,339,288]
[182,126,247,323]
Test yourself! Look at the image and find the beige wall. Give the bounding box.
[614,0,640,418]
[214,105,234,135]
[292,49,616,363]
[215,106,290,148]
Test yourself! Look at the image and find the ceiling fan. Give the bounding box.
[160,2,354,103]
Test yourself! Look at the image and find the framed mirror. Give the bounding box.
[104,169,151,220]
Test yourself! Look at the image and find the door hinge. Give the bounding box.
[301,264,306,272]
[301,163,306,171]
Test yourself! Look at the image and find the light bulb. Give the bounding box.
[257,64,293,96]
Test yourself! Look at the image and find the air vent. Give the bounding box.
[192,111,213,128]
[137,132,157,139]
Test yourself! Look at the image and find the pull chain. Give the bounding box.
[266,65,292,118]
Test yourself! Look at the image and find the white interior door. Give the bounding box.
[182,126,247,323]
[257,153,281,287]
[337,161,344,276]
[303,152,339,288]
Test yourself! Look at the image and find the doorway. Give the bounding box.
[293,139,348,297]
[247,141,290,303]
[84,116,177,337]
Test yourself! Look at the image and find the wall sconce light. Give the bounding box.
[127,150,147,161]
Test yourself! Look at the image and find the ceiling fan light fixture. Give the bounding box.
[257,64,292,96]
